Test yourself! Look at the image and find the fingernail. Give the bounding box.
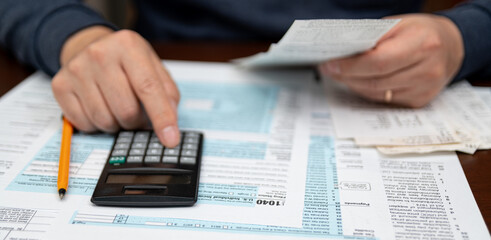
[326,62,340,74]
[162,125,180,147]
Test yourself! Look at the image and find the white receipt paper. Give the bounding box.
[325,79,491,154]
[235,19,400,67]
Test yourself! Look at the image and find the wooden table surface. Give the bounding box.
[1,42,490,232]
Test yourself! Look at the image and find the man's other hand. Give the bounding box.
[319,14,464,108]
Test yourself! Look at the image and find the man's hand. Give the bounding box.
[52,26,180,147]
[318,14,464,108]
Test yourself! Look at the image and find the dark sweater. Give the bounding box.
[0,0,490,82]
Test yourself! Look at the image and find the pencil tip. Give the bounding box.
[58,189,66,200]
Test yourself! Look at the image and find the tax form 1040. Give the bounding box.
[0,61,489,240]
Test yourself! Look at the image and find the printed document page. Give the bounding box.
[435,81,491,149]
[235,19,399,67]
[334,141,490,239]
[377,82,491,154]
[325,78,491,154]
[311,86,490,239]
[0,61,312,231]
[0,61,488,240]
[474,86,491,108]
[0,72,61,184]
[41,75,489,240]
[325,81,460,146]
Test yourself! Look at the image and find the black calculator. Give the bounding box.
[91,130,203,207]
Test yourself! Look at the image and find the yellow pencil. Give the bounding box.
[57,117,73,199]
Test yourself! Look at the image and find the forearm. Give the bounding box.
[438,0,491,81]
[0,0,116,76]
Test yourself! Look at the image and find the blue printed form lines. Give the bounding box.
[198,183,257,206]
[6,131,113,195]
[177,81,278,133]
[203,139,267,160]
[70,137,359,239]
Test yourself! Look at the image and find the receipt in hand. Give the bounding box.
[234,19,400,67]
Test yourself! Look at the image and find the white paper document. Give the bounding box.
[0,207,58,240]
[334,141,489,240]
[326,80,491,154]
[0,62,313,229]
[325,82,460,145]
[235,19,399,67]
[377,82,491,154]
[0,61,488,240]
[0,72,61,184]
[474,86,491,108]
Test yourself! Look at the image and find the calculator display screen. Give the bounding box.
[106,174,191,184]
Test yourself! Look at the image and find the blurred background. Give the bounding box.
[85,0,466,30]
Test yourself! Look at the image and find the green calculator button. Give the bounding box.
[109,156,126,165]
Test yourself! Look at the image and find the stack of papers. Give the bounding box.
[325,80,491,154]
[235,19,399,67]
[234,18,491,155]
[0,61,489,239]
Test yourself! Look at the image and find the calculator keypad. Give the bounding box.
[127,156,143,163]
[109,130,202,167]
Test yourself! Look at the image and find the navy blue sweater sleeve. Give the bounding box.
[439,0,491,81]
[0,0,116,76]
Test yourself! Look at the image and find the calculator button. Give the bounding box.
[149,136,160,143]
[109,156,126,164]
[129,149,145,156]
[127,156,143,163]
[162,156,178,164]
[131,142,147,149]
[116,136,132,143]
[164,149,180,156]
[180,157,196,165]
[146,148,163,156]
[114,143,130,149]
[144,156,160,163]
[134,132,149,142]
[182,143,198,150]
[148,142,163,148]
[182,149,197,157]
[119,131,134,137]
[167,146,181,151]
[133,139,149,144]
[184,132,200,138]
[112,149,128,157]
[184,137,198,144]
[135,131,150,138]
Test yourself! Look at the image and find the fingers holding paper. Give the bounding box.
[319,14,464,108]
[52,27,180,147]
